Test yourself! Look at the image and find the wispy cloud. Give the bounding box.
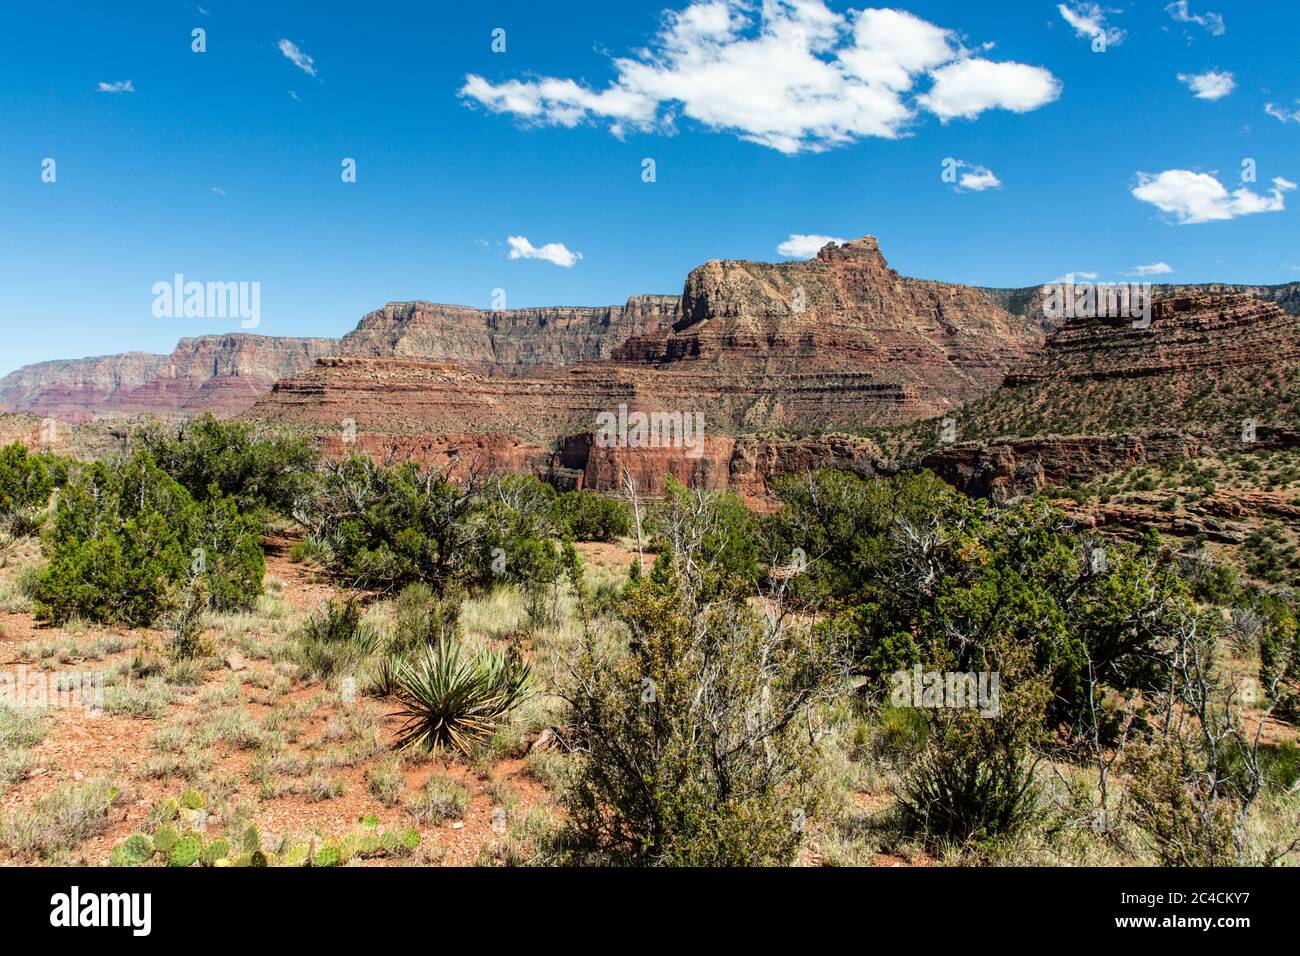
[1177,70,1234,100]
[278,39,318,77]
[460,0,1060,155]
[777,234,845,258]
[1132,169,1295,224]
[1057,3,1125,47]
[506,235,582,268]
[1165,1,1226,36]
[1265,101,1300,124]
[96,80,135,93]
[211,187,227,197]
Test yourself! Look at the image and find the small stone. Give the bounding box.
[225,653,247,672]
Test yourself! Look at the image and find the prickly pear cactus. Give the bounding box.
[241,825,261,853]
[380,831,400,852]
[400,829,420,852]
[282,843,311,867]
[123,834,155,864]
[313,845,342,868]
[169,835,201,868]
[199,838,229,866]
[358,833,380,856]
[179,789,206,810]
[152,825,180,854]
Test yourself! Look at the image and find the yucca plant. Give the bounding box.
[390,637,531,756]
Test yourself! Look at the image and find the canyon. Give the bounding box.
[5,242,1298,506]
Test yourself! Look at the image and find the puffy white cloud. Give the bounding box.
[946,160,1001,192]
[777,234,845,258]
[1132,169,1295,224]
[506,236,583,268]
[1131,262,1174,276]
[96,80,135,93]
[461,1,1060,154]
[919,58,1061,121]
[1165,1,1225,36]
[278,39,317,77]
[1177,70,1234,100]
[1057,3,1125,47]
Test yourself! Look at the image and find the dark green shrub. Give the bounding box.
[554,490,631,542]
[34,453,264,626]
[135,414,316,515]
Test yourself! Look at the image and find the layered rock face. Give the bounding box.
[921,432,1203,502]
[313,428,881,505]
[922,293,1300,499]
[0,334,337,423]
[338,296,679,371]
[614,237,1042,425]
[250,237,1039,498]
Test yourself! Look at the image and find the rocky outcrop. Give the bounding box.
[0,334,337,423]
[952,293,1300,449]
[308,426,883,504]
[921,432,1202,502]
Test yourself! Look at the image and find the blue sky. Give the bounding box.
[1,0,1298,375]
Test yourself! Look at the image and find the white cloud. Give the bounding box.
[1057,3,1125,47]
[1132,169,1295,224]
[777,234,845,258]
[211,187,227,197]
[1177,70,1234,100]
[948,160,1001,192]
[506,236,582,268]
[278,39,318,77]
[919,59,1061,121]
[1165,1,1225,36]
[1131,262,1174,276]
[460,1,1060,154]
[96,80,135,93]
[1265,101,1300,124]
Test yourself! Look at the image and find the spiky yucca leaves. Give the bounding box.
[390,637,531,756]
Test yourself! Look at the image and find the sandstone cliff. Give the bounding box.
[0,334,337,423]
[919,293,1300,499]
[337,296,679,371]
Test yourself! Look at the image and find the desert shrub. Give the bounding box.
[135,414,317,516]
[390,636,532,756]
[642,477,761,603]
[294,457,487,593]
[294,595,381,679]
[1127,737,1241,867]
[1257,596,1299,717]
[0,778,119,860]
[559,556,844,866]
[554,490,631,542]
[34,452,264,626]
[407,772,471,824]
[0,443,66,538]
[389,582,463,655]
[768,469,1192,734]
[164,583,211,662]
